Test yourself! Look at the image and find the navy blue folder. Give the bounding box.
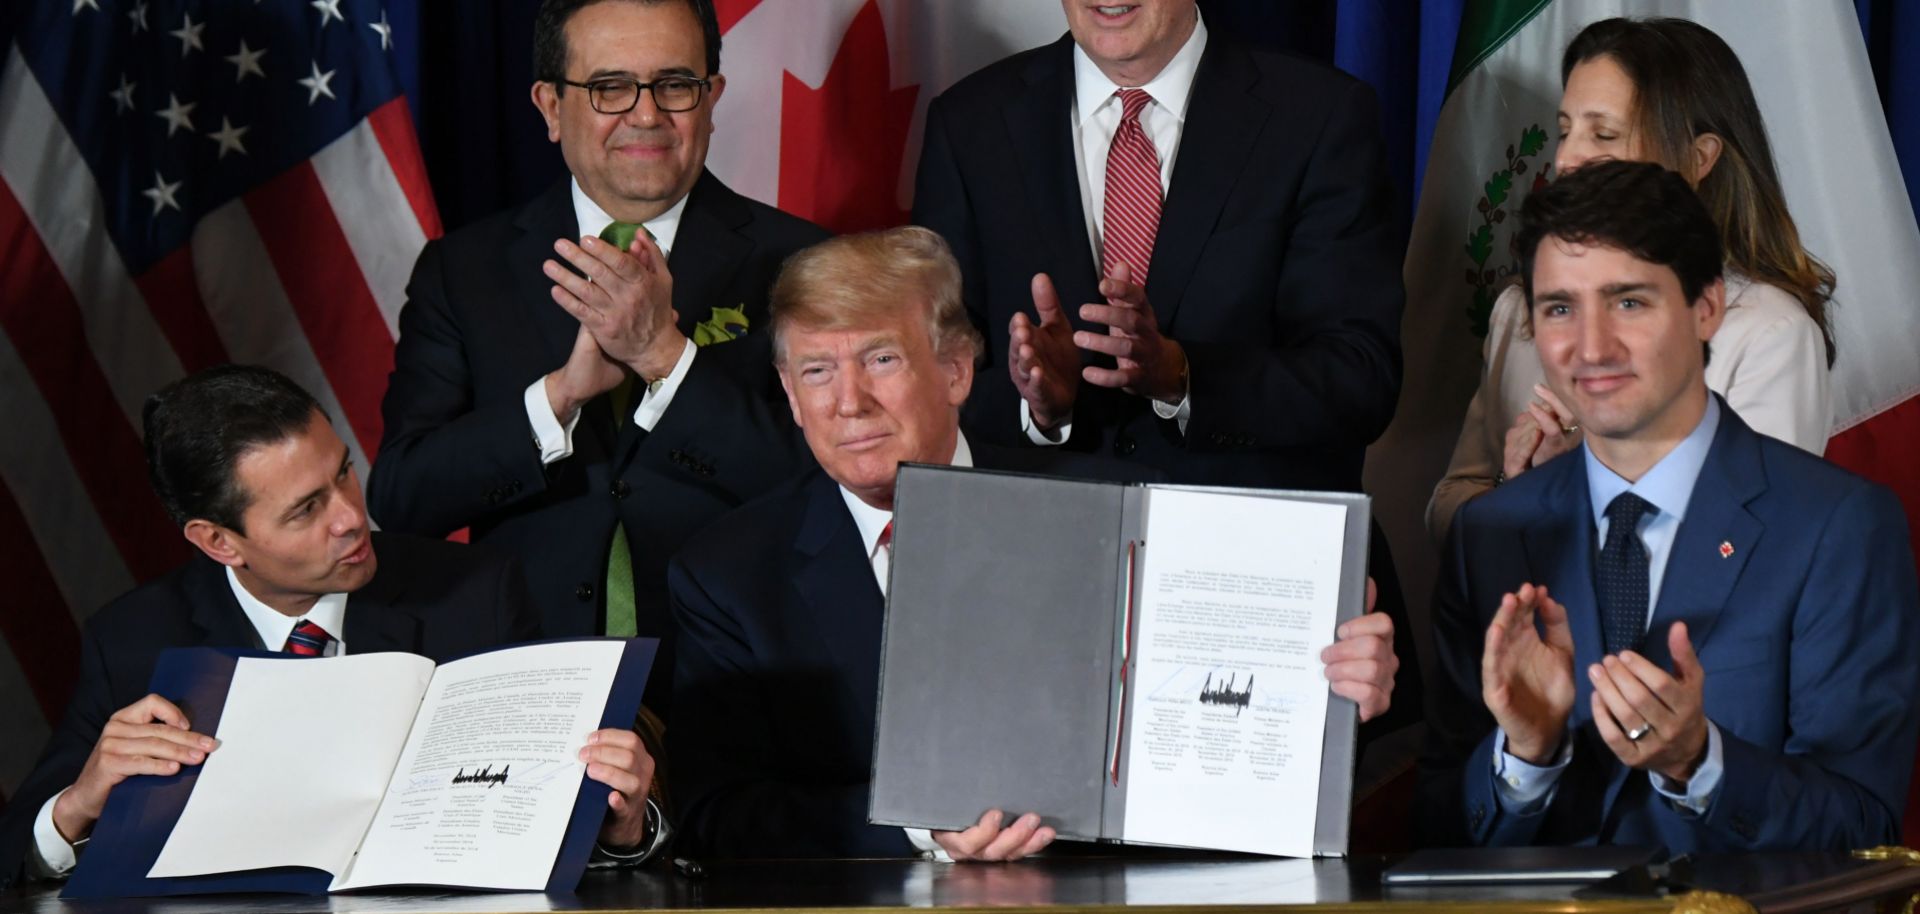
[63,637,655,899]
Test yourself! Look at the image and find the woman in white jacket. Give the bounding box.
[1427,16,1836,547]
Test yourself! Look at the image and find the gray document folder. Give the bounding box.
[868,464,1370,857]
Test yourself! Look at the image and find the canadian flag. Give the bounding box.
[707,0,1066,233]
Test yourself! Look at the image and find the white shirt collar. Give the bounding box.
[838,433,974,560]
[1071,9,1208,127]
[225,565,350,654]
[569,178,688,256]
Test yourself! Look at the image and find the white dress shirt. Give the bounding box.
[30,572,354,878]
[1493,397,1727,816]
[836,434,974,860]
[1020,13,1209,444]
[523,179,698,464]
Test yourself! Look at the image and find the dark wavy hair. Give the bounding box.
[533,0,722,89]
[143,365,324,534]
[1518,160,1724,320]
[1563,17,1835,365]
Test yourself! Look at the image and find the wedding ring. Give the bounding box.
[1561,423,1580,435]
[1626,723,1653,742]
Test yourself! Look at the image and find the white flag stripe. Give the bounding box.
[0,634,53,797]
[1676,0,1920,426]
[190,201,377,472]
[709,0,1066,212]
[0,48,184,429]
[311,118,427,338]
[0,328,137,621]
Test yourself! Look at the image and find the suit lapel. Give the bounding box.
[341,536,423,654]
[185,558,267,650]
[1004,38,1099,317]
[1148,40,1267,331]
[1642,412,1765,670]
[668,171,756,341]
[512,181,620,454]
[1525,460,1605,682]
[790,473,887,725]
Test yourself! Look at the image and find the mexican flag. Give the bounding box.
[1372,0,1920,841]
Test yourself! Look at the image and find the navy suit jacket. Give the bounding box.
[667,447,1153,859]
[0,534,541,889]
[912,35,1422,741]
[369,172,826,713]
[912,34,1402,493]
[1420,401,1920,851]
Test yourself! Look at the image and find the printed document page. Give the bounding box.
[149,653,436,877]
[332,640,626,891]
[1119,489,1348,856]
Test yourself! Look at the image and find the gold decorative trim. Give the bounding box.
[1667,890,1756,914]
[1854,846,1920,865]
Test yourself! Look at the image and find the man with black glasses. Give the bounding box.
[371,0,826,716]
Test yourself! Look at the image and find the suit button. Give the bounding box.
[509,479,523,493]
[575,583,595,602]
[1113,435,1136,456]
[611,480,631,499]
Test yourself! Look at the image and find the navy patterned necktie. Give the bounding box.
[1596,492,1655,656]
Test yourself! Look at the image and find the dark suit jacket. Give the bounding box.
[667,446,1151,859]
[913,34,1402,493]
[912,36,1421,742]
[369,171,828,712]
[1420,401,1920,851]
[0,534,541,889]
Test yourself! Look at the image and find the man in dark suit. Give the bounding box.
[369,0,827,710]
[1421,161,1920,851]
[911,0,1417,737]
[668,227,1402,860]
[0,366,660,888]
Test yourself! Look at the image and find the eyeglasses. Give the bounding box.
[558,76,711,114]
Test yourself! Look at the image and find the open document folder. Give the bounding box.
[868,465,1369,857]
[63,638,653,899]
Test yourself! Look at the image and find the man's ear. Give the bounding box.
[184,519,246,569]
[943,348,976,409]
[1695,276,1728,341]
[530,81,562,143]
[1690,132,1724,184]
[777,367,805,429]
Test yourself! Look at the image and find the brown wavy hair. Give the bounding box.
[1564,17,1837,365]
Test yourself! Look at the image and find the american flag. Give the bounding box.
[0,0,438,801]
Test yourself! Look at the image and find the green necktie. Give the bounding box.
[598,219,651,638]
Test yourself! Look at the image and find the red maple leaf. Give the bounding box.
[777,0,920,234]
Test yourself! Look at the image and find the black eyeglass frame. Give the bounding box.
[557,75,713,114]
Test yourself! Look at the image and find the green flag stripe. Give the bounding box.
[1449,0,1555,93]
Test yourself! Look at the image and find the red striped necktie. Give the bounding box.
[284,619,333,657]
[1102,88,1163,284]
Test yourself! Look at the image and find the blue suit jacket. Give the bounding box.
[1420,400,1920,851]
[667,447,1154,859]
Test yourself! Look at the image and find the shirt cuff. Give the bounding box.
[1149,386,1192,434]
[29,789,79,879]
[1650,722,1723,816]
[524,378,583,465]
[632,338,698,432]
[1018,399,1073,446]
[1492,728,1571,815]
[903,827,952,862]
[587,797,671,868]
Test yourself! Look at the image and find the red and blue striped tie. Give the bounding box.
[284,619,333,657]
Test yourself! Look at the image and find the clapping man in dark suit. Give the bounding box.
[0,366,662,889]
[1421,161,1920,851]
[668,227,1401,861]
[371,0,827,712]
[912,0,1418,738]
